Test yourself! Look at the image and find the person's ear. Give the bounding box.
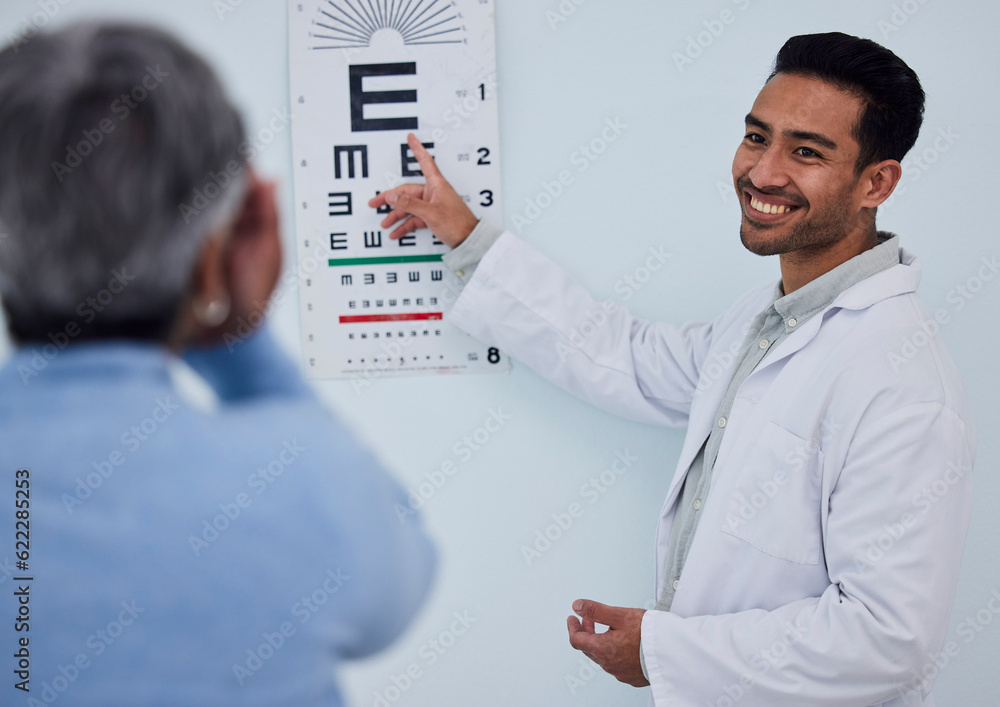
[170,168,283,351]
[192,231,233,328]
[223,169,283,318]
[168,226,233,349]
[859,159,903,208]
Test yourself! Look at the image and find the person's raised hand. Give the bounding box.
[368,133,479,248]
[567,599,649,688]
[224,170,283,322]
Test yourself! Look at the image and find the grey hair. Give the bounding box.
[0,21,248,342]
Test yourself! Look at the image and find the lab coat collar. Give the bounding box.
[772,232,901,325]
[754,246,921,376]
[831,245,921,311]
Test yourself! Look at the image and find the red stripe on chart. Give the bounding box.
[338,312,444,324]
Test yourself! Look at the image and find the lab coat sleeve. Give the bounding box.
[641,401,974,706]
[448,232,718,427]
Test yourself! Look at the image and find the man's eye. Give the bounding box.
[744,133,765,144]
[796,147,820,158]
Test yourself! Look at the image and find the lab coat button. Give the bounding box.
[456,269,465,278]
[693,499,702,510]
[672,579,679,590]
[718,417,727,428]
[788,317,797,327]
[759,339,769,349]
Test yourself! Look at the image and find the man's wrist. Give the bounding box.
[442,218,504,282]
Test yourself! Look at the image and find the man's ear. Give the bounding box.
[860,159,903,209]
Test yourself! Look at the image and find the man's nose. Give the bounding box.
[747,146,790,190]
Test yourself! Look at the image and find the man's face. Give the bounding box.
[732,72,869,257]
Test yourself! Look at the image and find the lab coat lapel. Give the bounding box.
[653,333,739,595]
[661,350,734,509]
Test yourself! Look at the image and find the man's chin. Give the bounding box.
[740,223,786,257]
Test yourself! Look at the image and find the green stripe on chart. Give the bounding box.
[328,254,445,267]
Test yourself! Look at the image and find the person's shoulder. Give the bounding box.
[826,289,971,420]
[189,392,356,472]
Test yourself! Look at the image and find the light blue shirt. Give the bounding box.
[0,326,436,706]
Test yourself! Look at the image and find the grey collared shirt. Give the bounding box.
[444,222,902,680]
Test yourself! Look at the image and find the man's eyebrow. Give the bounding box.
[745,113,770,132]
[744,112,839,151]
[786,129,838,151]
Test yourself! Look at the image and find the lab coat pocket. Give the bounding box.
[720,421,824,565]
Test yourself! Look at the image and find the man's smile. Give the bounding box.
[742,186,803,223]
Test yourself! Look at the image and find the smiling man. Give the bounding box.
[735,69,905,292]
[370,32,974,706]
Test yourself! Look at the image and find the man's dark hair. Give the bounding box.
[768,32,925,175]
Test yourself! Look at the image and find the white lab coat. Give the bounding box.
[448,232,975,707]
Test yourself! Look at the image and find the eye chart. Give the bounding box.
[287,0,508,380]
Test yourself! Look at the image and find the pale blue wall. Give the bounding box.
[1,1,997,705]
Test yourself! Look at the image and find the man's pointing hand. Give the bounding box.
[368,133,479,248]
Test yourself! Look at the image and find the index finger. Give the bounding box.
[567,616,601,653]
[407,133,442,179]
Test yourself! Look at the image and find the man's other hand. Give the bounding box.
[368,133,480,248]
[567,599,649,688]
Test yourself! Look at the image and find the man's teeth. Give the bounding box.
[750,196,794,215]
